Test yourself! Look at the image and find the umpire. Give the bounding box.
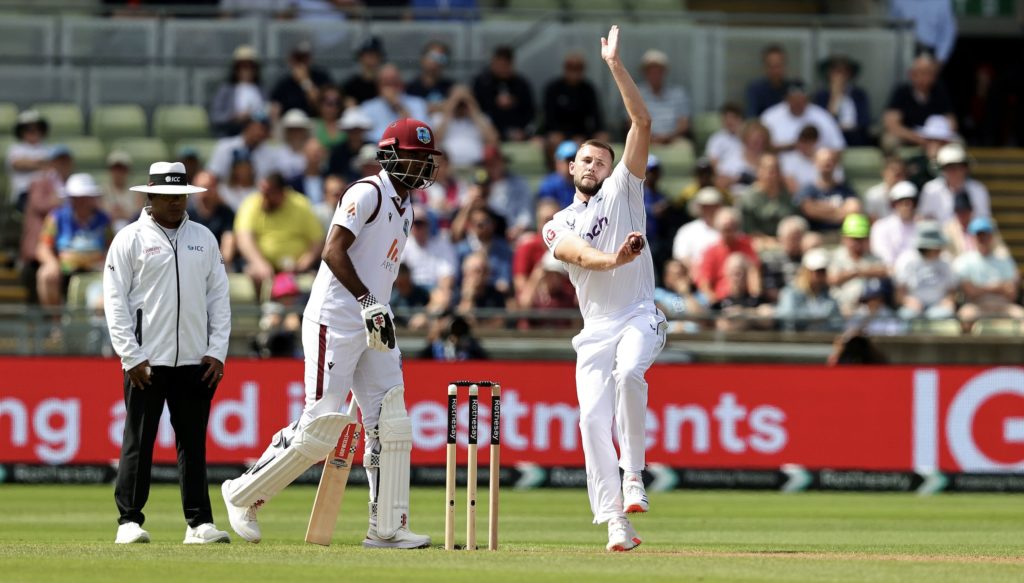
[103,161,232,544]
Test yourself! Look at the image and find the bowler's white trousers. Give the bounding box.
[572,301,666,524]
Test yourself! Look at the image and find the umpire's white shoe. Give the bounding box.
[221,480,262,543]
[606,516,642,552]
[623,473,649,514]
[363,525,431,549]
[183,523,231,544]
[115,522,150,544]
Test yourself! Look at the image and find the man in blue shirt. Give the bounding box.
[745,44,790,117]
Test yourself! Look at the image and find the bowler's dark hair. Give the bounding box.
[579,139,615,162]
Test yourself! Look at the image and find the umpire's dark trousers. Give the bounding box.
[115,365,216,527]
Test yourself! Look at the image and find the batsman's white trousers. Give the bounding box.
[572,301,666,524]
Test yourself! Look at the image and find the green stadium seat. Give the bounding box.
[62,136,107,171]
[651,140,695,175]
[693,111,721,156]
[972,319,1020,336]
[32,103,85,138]
[111,137,168,165]
[565,0,626,12]
[909,319,962,336]
[0,102,18,135]
[502,141,546,176]
[154,105,211,144]
[174,138,217,165]
[842,146,883,180]
[66,272,103,309]
[0,134,13,159]
[92,104,147,143]
[228,273,257,304]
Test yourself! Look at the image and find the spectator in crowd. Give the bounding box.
[942,193,1008,258]
[342,37,385,106]
[848,278,906,337]
[210,45,266,137]
[636,49,690,144]
[870,181,919,269]
[918,143,990,224]
[954,217,1024,327]
[390,262,431,326]
[419,151,463,222]
[890,0,958,64]
[776,248,842,331]
[36,173,113,308]
[712,253,771,332]
[403,204,457,312]
[760,215,809,303]
[178,146,202,182]
[828,213,889,315]
[761,80,846,152]
[894,222,957,320]
[653,259,707,330]
[779,125,822,194]
[269,41,333,121]
[696,208,762,304]
[678,156,729,210]
[472,46,535,141]
[716,120,771,195]
[827,331,889,365]
[513,199,561,303]
[453,207,513,293]
[479,146,533,240]
[234,173,324,296]
[407,40,455,115]
[352,143,383,179]
[6,109,49,204]
[327,107,373,181]
[218,151,258,212]
[188,170,236,267]
[705,102,744,166]
[313,174,345,234]
[311,85,346,150]
[795,148,860,232]
[883,53,956,148]
[516,251,577,329]
[361,64,430,143]
[672,186,723,270]
[536,140,578,209]
[101,150,139,232]
[644,155,672,265]
[432,84,499,169]
[278,108,314,181]
[418,313,488,361]
[741,153,796,245]
[207,112,281,183]
[904,115,957,189]
[542,52,607,146]
[746,44,790,117]
[863,156,907,220]
[813,55,871,146]
[290,138,327,204]
[20,145,73,292]
[456,251,509,329]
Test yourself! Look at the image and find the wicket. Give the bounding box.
[445,381,501,551]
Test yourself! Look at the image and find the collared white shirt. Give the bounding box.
[705,129,742,164]
[917,177,990,224]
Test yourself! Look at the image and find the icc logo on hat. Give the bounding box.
[416,126,431,144]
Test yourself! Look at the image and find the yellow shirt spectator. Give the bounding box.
[234,187,323,271]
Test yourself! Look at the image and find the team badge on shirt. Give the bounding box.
[403,218,410,236]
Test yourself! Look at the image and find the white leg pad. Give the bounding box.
[374,385,413,539]
[226,412,351,507]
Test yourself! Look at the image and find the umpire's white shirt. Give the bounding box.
[103,209,230,371]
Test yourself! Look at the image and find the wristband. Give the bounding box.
[357,292,378,309]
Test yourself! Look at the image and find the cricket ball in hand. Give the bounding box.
[629,234,644,252]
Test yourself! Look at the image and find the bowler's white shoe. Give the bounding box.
[606,516,642,552]
[363,525,431,549]
[115,522,150,544]
[183,523,231,544]
[222,480,262,543]
[623,473,649,514]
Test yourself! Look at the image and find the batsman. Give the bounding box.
[221,119,440,549]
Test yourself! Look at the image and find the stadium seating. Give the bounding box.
[173,138,217,165]
[154,105,211,144]
[842,146,883,180]
[971,319,1020,336]
[0,102,17,135]
[692,111,721,156]
[502,141,547,176]
[111,137,168,164]
[66,272,102,310]
[92,105,147,143]
[909,319,962,336]
[651,141,696,175]
[31,103,85,138]
[62,136,107,171]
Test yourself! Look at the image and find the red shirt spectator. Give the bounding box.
[512,199,561,303]
[696,208,762,302]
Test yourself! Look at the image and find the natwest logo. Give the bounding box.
[584,216,609,241]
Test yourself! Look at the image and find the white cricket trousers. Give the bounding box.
[572,301,666,524]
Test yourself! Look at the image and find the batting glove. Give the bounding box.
[358,293,396,352]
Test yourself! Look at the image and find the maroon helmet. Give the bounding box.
[377,118,442,189]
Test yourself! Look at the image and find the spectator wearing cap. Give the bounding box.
[828,213,889,315]
[746,45,791,117]
[517,250,577,329]
[102,150,139,232]
[894,222,957,320]
[7,109,50,202]
[813,55,871,147]
[472,46,536,141]
[432,84,499,169]
[189,170,236,269]
[270,41,333,121]
[407,40,456,115]
[672,186,723,270]
[536,140,578,209]
[20,145,74,286]
[759,215,809,303]
[542,52,608,147]
[780,125,844,194]
[342,37,385,106]
[905,115,957,190]
[954,217,1024,327]
[942,192,1007,258]
[795,148,860,232]
[36,173,114,307]
[218,150,257,212]
[513,199,561,305]
[360,64,430,143]
[869,181,919,269]
[848,278,906,336]
[716,120,771,196]
[883,53,956,148]
[636,49,690,145]
[741,153,796,245]
[918,143,990,224]
[479,145,533,240]
[705,102,744,166]
[776,248,842,331]
[210,45,266,137]
[234,173,324,296]
[761,80,846,152]
[327,107,373,181]
[207,113,283,184]
[863,156,907,221]
[278,109,314,181]
[696,208,762,304]
[312,85,346,150]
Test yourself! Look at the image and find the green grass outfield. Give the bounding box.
[1,485,1022,582]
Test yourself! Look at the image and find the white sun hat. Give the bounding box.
[281,108,312,130]
[64,173,103,198]
[129,161,206,195]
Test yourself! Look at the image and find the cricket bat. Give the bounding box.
[305,401,361,546]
